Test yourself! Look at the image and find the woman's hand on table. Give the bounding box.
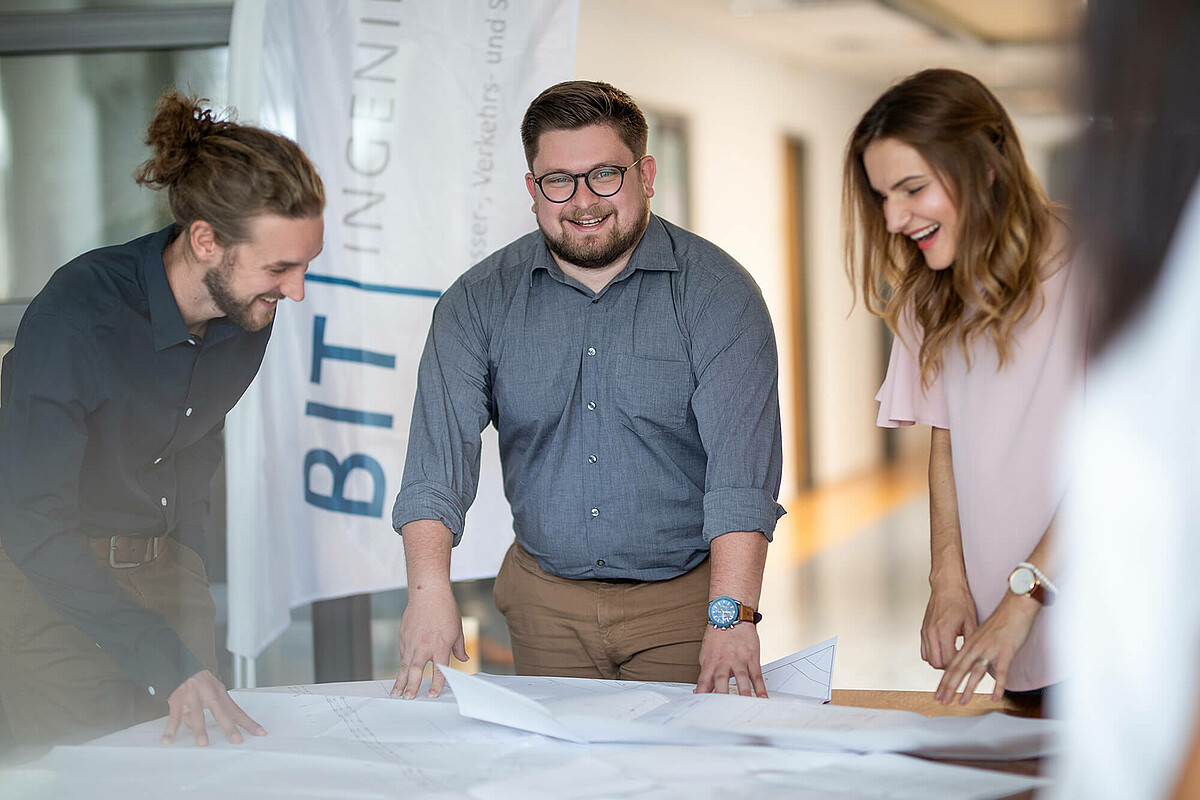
[933,591,1040,705]
[921,578,977,669]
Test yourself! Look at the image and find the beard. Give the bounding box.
[541,201,651,271]
[201,251,278,332]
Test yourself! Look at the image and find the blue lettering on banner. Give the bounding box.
[304,315,398,518]
[305,401,393,429]
[310,315,396,382]
[303,450,386,517]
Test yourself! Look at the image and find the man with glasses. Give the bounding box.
[392,81,784,700]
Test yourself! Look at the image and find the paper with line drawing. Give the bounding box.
[761,636,836,701]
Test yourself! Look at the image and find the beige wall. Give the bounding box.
[576,1,885,495]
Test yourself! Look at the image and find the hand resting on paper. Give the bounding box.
[391,585,468,700]
[392,519,470,699]
[694,530,769,698]
[162,669,266,746]
[695,622,768,698]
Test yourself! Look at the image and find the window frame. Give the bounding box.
[0,6,232,56]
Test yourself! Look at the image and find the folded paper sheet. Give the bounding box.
[761,635,837,700]
[440,667,1059,761]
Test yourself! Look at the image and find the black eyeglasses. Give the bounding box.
[532,156,648,203]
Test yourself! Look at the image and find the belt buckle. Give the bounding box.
[108,535,160,569]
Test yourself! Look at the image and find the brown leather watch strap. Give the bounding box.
[737,604,763,624]
[1030,581,1055,606]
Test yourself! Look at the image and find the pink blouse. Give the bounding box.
[875,262,1087,690]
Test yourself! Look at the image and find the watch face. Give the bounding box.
[708,596,738,627]
[1009,567,1036,595]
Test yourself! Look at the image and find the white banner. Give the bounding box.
[225,0,579,661]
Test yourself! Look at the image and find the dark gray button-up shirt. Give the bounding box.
[392,216,784,581]
[0,226,271,696]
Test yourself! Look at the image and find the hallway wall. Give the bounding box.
[576,1,1076,494]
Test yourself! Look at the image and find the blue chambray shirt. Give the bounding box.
[392,215,785,580]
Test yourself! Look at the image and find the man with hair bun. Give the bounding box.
[0,90,325,750]
[392,80,784,700]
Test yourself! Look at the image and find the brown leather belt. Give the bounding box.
[89,535,166,568]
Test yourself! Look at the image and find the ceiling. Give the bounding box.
[624,0,1085,117]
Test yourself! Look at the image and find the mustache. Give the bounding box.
[564,205,614,221]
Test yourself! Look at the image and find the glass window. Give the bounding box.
[0,46,227,303]
[645,109,691,228]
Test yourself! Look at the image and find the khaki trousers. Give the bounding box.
[0,536,218,748]
[493,542,710,683]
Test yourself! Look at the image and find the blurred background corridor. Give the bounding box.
[0,0,1077,697]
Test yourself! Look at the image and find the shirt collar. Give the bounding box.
[142,226,194,352]
[142,225,246,350]
[528,214,679,288]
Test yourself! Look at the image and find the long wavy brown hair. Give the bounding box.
[843,69,1059,387]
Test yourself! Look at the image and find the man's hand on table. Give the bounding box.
[695,622,768,698]
[391,585,468,699]
[162,669,266,746]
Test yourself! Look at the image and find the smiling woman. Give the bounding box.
[844,69,1059,388]
[860,138,960,272]
[841,68,1086,712]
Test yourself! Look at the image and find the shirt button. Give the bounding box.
[596,559,606,567]
[160,497,168,507]
[153,458,162,465]
[587,347,596,356]
[588,454,597,464]
[147,686,156,696]
[187,338,196,346]
[590,508,599,517]
[185,407,193,416]
[587,401,596,411]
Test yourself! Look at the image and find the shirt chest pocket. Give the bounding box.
[613,355,693,437]
[493,350,579,427]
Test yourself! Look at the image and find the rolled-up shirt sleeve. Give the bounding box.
[0,313,203,696]
[391,280,494,545]
[688,275,786,543]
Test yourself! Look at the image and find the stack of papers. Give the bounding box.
[0,637,1056,799]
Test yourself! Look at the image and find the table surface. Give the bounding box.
[832,690,1044,800]
[832,689,1043,718]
